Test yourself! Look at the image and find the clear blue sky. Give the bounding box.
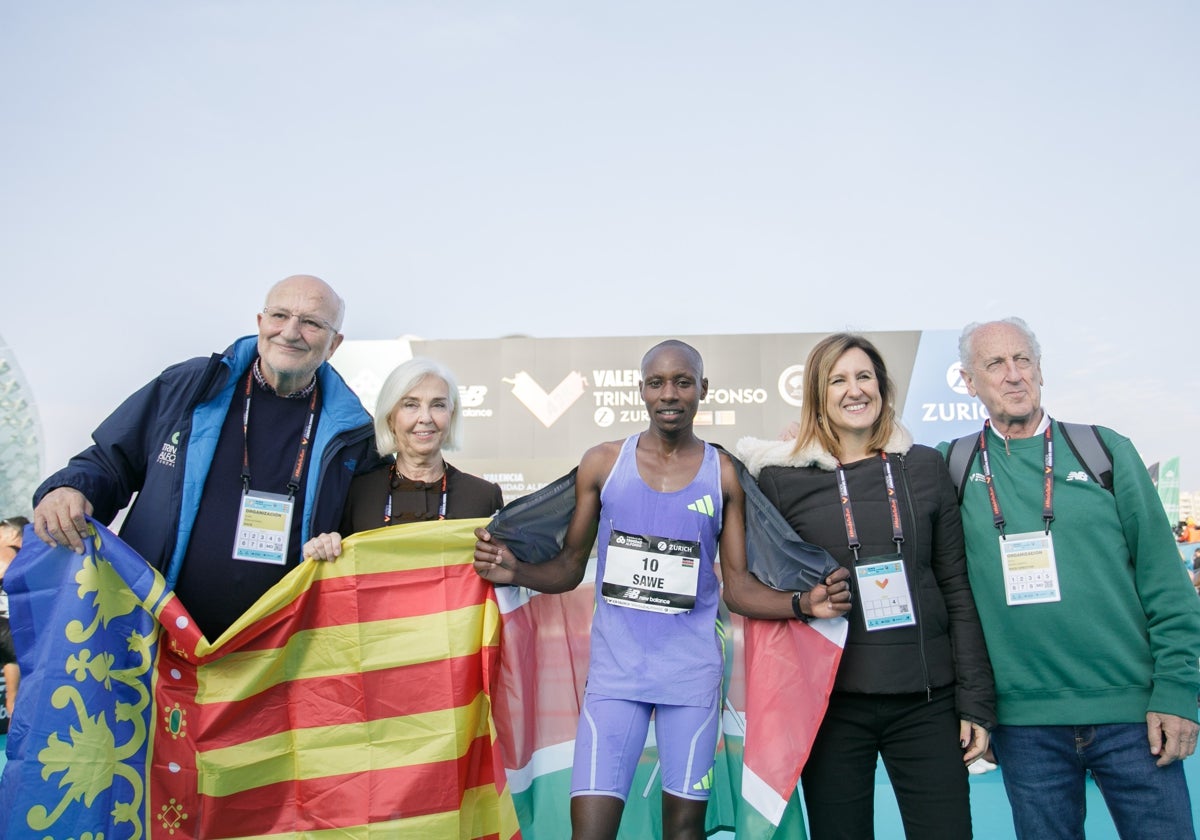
[2,2,1197,486]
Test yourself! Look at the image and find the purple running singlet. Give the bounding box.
[586,433,724,707]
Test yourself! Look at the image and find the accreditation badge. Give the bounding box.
[600,528,701,614]
[232,489,294,565]
[854,553,917,631]
[999,530,1061,605]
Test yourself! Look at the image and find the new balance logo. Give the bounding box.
[1066,471,1090,482]
[692,767,714,791]
[687,495,715,516]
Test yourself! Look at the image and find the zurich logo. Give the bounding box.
[946,362,969,396]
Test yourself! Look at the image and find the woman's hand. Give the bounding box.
[799,566,853,619]
[303,532,344,562]
[473,527,518,585]
[961,720,990,764]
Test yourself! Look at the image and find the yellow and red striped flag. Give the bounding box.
[0,518,518,840]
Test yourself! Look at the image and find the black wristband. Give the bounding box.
[791,591,812,622]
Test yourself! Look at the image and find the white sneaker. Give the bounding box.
[968,758,997,775]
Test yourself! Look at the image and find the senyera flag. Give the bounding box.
[0,518,518,839]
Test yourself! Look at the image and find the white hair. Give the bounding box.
[958,317,1042,368]
[373,357,463,455]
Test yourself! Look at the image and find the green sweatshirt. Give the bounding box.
[940,422,1200,725]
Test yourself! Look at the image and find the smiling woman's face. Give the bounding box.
[389,376,452,462]
[824,347,882,443]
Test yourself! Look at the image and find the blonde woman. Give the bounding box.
[737,334,994,840]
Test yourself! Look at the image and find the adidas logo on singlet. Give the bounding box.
[687,495,715,516]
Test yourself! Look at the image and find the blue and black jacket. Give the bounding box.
[34,336,379,585]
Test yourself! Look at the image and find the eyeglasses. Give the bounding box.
[262,308,336,337]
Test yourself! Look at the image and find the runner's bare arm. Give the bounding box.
[474,442,617,593]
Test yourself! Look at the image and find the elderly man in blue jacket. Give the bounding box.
[31,274,378,640]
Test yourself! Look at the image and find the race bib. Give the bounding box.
[600,528,700,614]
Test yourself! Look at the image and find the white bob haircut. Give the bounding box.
[373,357,464,456]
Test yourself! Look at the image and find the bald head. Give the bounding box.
[265,275,345,331]
[641,340,704,379]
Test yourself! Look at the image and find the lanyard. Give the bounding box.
[383,464,448,524]
[977,419,1055,537]
[240,370,320,499]
[834,451,904,562]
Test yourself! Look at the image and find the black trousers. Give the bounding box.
[801,685,972,840]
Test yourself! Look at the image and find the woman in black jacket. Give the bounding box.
[737,333,994,840]
[302,357,503,560]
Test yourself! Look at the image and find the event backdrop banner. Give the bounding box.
[334,330,986,499]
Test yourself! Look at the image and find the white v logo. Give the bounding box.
[503,371,587,427]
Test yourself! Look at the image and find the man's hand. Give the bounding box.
[303,532,344,562]
[473,527,518,586]
[1147,711,1199,766]
[799,566,853,619]
[33,487,94,554]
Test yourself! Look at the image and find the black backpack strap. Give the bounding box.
[946,433,982,505]
[1057,422,1114,493]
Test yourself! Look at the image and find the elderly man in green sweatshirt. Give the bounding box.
[942,316,1200,840]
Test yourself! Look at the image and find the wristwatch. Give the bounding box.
[791,591,813,623]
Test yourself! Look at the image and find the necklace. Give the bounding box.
[383,462,448,523]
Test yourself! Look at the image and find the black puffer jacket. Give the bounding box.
[737,428,996,729]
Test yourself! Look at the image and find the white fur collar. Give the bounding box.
[735,425,914,477]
